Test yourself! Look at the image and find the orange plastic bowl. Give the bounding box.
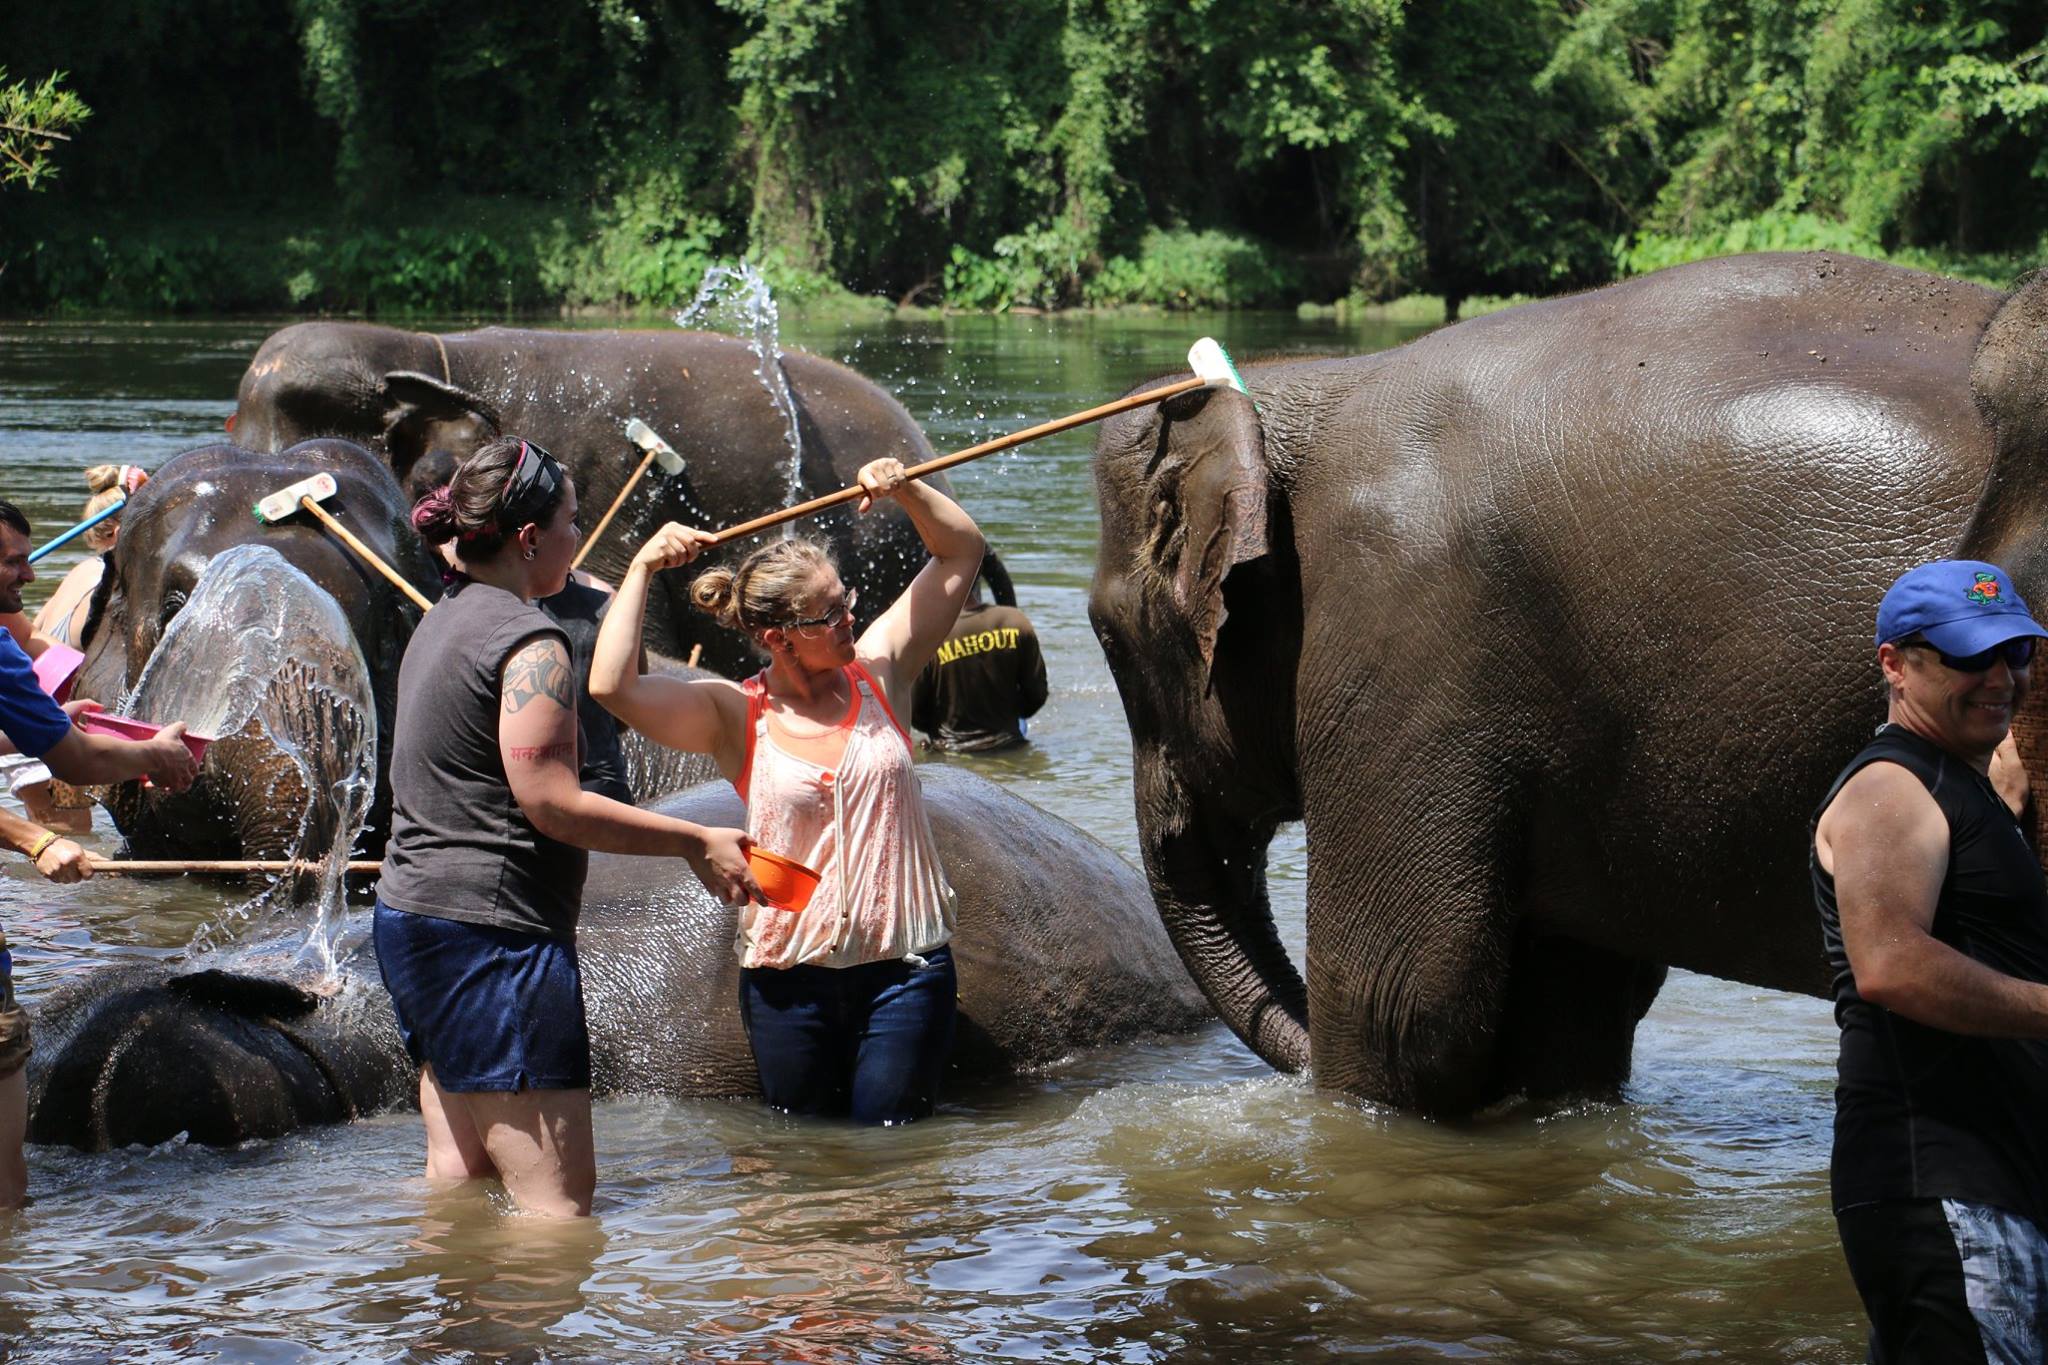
[747,845,820,912]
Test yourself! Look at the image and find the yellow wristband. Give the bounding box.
[24,832,57,862]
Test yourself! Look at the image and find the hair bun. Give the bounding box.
[411,485,458,544]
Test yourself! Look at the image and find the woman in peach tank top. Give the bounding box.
[590,457,984,1123]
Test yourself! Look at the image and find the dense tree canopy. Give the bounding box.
[2,0,2045,313]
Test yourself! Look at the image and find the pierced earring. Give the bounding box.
[524,548,537,561]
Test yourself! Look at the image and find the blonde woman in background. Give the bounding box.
[34,463,146,650]
[4,464,147,831]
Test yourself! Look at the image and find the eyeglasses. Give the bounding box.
[786,587,857,636]
[1898,635,2038,672]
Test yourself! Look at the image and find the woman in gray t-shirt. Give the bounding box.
[375,438,758,1219]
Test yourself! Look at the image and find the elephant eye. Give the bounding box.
[158,589,188,630]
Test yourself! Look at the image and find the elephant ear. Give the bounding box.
[378,371,502,477]
[1139,385,1270,672]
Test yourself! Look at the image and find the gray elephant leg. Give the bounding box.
[1305,775,1668,1113]
[1491,930,1666,1101]
[1304,798,1517,1115]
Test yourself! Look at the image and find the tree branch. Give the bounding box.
[0,120,70,141]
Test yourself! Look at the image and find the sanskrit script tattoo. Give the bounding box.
[506,741,577,764]
[502,639,574,714]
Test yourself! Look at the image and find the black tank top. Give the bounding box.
[1812,724,2048,1222]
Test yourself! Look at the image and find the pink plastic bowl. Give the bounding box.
[31,644,85,702]
[76,711,213,766]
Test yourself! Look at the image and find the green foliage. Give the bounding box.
[538,174,730,310]
[942,226,1089,312]
[4,1,2048,314]
[0,68,90,191]
[1085,229,1304,309]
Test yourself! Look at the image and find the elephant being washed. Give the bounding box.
[73,439,444,859]
[26,769,1212,1149]
[227,323,1015,676]
[69,436,724,861]
[1090,250,2048,1117]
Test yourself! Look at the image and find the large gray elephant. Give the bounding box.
[1089,250,2048,1117]
[226,323,1015,675]
[72,439,444,859]
[27,769,1211,1149]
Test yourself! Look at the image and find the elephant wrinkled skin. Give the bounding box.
[27,769,1211,1149]
[1089,250,2048,1116]
[227,323,1014,675]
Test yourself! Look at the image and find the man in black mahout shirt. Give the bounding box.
[910,579,1047,753]
[1813,559,2048,1362]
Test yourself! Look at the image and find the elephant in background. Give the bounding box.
[1089,250,2048,1117]
[73,439,444,859]
[27,769,1212,1149]
[227,323,1015,676]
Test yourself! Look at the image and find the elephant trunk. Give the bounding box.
[1133,743,1310,1071]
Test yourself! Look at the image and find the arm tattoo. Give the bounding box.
[502,639,574,714]
[506,741,578,764]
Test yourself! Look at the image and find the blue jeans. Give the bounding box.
[738,946,956,1124]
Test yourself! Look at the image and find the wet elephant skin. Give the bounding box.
[227,323,1016,675]
[72,439,444,859]
[1089,250,2048,1117]
[27,768,1210,1150]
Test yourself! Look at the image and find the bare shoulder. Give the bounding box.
[687,672,748,715]
[1816,760,1946,868]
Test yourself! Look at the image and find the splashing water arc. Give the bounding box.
[120,543,378,976]
[674,262,805,517]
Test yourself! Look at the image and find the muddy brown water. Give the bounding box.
[0,316,1858,1361]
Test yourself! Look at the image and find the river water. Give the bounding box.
[0,316,1855,1360]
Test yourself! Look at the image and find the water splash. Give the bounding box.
[121,544,377,978]
[674,262,804,513]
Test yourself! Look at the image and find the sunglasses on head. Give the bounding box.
[1898,635,2038,672]
[501,439,564,527]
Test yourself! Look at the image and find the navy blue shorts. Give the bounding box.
[372,900,591,1093]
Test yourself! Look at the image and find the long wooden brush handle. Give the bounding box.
[572,447,658,570]
[708,375,1209,547]
[84,858,383,875]
[299,498,435,612]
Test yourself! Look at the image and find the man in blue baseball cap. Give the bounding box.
[1813,558,2048,1359]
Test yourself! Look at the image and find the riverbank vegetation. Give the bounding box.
[3,1,2045,317]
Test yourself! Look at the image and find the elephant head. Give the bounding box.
[1088,377,1310,1072]
[73,438,444,858]
[231,322,501,488]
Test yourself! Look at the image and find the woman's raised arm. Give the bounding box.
[589,525,747,776]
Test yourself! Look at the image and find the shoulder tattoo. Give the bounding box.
[503,637,574,714]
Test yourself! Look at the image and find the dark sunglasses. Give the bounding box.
[501,439,564,527]
[1899,635,2038,672]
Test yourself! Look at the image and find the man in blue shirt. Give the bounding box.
[0,498,198,1208]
